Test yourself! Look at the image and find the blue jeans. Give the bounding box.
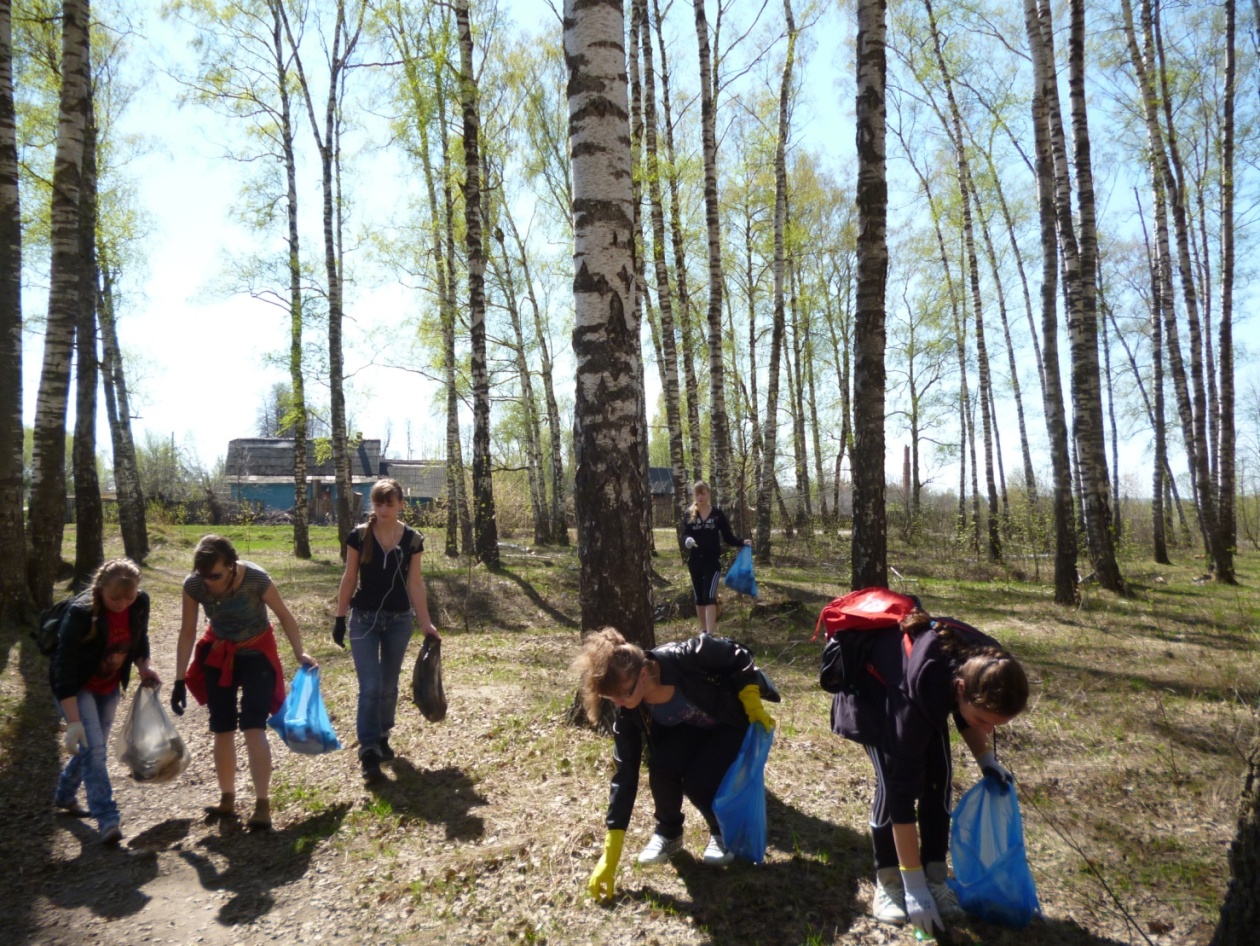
[56,687,121,831]
[348,609,413,758]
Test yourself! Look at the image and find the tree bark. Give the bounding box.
[1024,0,1078,605]
[638,0,688,542]
[455,0,499,567]
[29,0,90,608]
[851,0,888,589]
[1211,735,1260,945]
[692,0,733,506]
[1064,0,1125,594]
[923,0,1000,562]
[72,103,102,589]
[650,0,703,485]
[1215,0,1236,583]
[565,0,654,642]
[0,0,26,618]
[278,0,362,547]
[98,260,146,564]
[756,0,795,563]
[269,4,310,558]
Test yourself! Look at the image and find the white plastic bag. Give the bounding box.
[116,685,191,784]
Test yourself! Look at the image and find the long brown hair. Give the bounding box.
[572,627,648,725]
[900,609,1029,717]
[687,481,711,522]
[360,478,405,566]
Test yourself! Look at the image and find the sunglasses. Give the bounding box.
[201,568,232,582]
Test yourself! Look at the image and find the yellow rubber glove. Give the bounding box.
[739,684,775,731]
[588,829,625,901]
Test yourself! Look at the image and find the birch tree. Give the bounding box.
[851,0,888,588]
[0,0,26,617]
[29,0,90,607]
[455,0,499,566]
[565,0,653,642]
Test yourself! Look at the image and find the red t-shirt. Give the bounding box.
[84,607,131,694]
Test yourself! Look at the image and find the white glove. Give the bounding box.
[901,867,944,938]
[684,537,697,549]
[978,751,1014,790]
[64,721,87,752]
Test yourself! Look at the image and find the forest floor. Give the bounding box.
[0,523,1256,946]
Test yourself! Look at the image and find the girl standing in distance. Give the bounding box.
[51,558,159,845]
[333,478,438,783]
[170,534,317,830]
[832,608,1028,939]
[681,481,751,634]
[577,627,776,901]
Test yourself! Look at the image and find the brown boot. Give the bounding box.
[205,792,236,818]
[248,798,272,831]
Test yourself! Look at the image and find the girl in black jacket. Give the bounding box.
[680,481,751,634]
[50,558,159,845]
[831,609,1028,939]
[575,628,775,901]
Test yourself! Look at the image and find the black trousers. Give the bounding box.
[865,730,953,870]
[649,721,746,838]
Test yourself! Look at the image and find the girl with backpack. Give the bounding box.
[50,558,159,845]
[576,627,776,901]
[680,481,751,634]
[831,608,1028,939]
[332,478,438,783]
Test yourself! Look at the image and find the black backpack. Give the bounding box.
[33,598,74,656]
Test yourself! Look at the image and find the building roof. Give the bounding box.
[225,438,381,479]
[649,466,676,496]
[381,460,448,499]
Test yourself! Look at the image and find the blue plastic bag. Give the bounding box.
[723,546,758,597]
[268,665,342,754]
[712,722,774,863]
[947,777,1042,927]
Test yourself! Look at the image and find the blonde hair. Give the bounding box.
[361,478,405,566]
[687,481,711,521]
[85,558,142,640]
[572,627,648,724]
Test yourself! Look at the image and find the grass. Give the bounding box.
[3,520,1257,945]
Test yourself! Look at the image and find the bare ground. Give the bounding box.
[1,532,1254,946]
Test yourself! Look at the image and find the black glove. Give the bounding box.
[333,616,347,649]
[171,679,187,716]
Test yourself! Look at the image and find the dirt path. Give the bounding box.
[0,547,1236,946]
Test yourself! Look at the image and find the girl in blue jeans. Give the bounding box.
[334,478,438,782]
[50,558,159,845]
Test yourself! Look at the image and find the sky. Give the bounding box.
[19,0,856,474]
[17,0,1257,495]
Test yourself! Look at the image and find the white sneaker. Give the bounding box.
[873,867,907,924]
[925,861,965,919]
[636,833,684,864]
[701,834,735,865]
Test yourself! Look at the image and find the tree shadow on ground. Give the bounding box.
[368,758,487,841]
[627,790,869,946]
[627,790,1133,946]
[495,567,578,628]
[177,803,349,925]
[0,630,74,941]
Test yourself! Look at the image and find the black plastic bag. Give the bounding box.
[411,636,447,722]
